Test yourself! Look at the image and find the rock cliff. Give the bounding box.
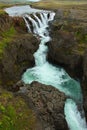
[48,9,87,120]
[0,13,39,88]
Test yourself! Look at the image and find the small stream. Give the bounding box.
[5,5,87,130]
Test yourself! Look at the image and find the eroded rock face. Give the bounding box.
[48,28,83,79]
[0,13,12,31]
[82,49,87,121]
[48,9,87,121]
[0,34,39,88]
[0,13,40,88]
[48,9,87,79]
[19,81,68,130]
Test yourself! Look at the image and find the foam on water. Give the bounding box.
[22,61,82,102]
[64,99,87,130]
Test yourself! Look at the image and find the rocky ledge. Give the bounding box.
[17,81,68,130]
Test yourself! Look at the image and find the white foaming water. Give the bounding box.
[22,12,82,102]
[5,6,87,130]
[23,62,82,102]
[65,99,87,130]
[25,14,39,34]
[33,13,42,27]
[23,16,31,32]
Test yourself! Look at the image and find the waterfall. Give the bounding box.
[22,12,82,102]
[5,5,87,130]
[33,13,42,27]
[64,99,87,130]
[24,14,39,34]
[23,16,31,32]
[23,12,55,65]
[22,11,87,130]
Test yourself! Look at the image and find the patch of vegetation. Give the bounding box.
[60,23,87,55]
[31,0,87,10]
[0,3,13,15]
[75,30,87,44]
[0,10,6,15]
[0,89,36,130]
[0,26,16,59]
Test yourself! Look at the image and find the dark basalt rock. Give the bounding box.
[48,29,83,79]
[48,9,87,79]
[18,81,68,130]
[82,49,87,121]
[48,9,87,121]
[0,13,40,88]
[48,23,83,80]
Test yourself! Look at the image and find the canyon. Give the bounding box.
[0,2,87,130]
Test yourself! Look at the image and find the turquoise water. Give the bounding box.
[22,62,82,102]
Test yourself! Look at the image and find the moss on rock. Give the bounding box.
[0,26,16,59]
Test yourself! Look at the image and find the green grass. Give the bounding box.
[0,89,36,130]
[0,26,16,59]
[31,0,87,10]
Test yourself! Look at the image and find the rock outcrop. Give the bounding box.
[18,81,68,130]
[48,28,83,79]
[82,49,87,120]
[0,87,43,130]
[0,13,39,88]
[48,9,87,79]
[0,34,39,88]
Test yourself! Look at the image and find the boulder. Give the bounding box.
[19,81,68,130]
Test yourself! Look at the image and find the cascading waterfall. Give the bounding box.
[5,5,87,130]
[23,16,31,32]
[22,12,87,130]
[65,99,87,130]
[22,12,82,102]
